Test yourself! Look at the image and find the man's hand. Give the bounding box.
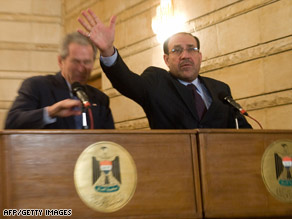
[47,99,82,118]
[77,8,116,57]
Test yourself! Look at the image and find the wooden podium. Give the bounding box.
[197,129,292,218]
[1,129,292,218]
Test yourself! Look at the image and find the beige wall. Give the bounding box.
[0,0,63,128]
[1,0,292,130]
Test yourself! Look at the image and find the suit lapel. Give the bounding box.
[50,72,75,128]
[169,74,199,121]
[53,72,71,101]
[199,76,220,120]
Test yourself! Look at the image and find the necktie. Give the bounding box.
[74,112,83,129]
[187,84,207,120]
[72,96,83,129]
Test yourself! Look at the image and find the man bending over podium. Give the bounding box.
[5,32,114,129]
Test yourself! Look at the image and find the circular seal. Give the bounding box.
[261,139,292,203]
[74,141,137,212]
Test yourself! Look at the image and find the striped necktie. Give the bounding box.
[187,84,207,120]
[72,96,83,129]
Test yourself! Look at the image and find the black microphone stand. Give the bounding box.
[232,109,241,129]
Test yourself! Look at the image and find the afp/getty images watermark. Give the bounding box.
[3,209,72,217]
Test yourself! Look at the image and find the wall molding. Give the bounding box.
[115,117,149,130]
[0,42,59,52]
[0,100,13,110]
[190,0,279,32]
[200,36,292,73]
[0,13,61,24]
[239,89,292,111]
[0,71,55,80]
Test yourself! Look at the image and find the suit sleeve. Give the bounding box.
[5,78,46,129]
[98,95,115,129]
[100,52,149,106]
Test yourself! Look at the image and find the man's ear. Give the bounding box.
[198,52,202,65]
[57,56,63,68]
[163,54,170,67]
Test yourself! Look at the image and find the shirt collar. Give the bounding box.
[64,79,74,98]
[178,78,200,87]
[178,78,205,95]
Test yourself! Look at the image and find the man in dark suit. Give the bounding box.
[5,32,114,129]
[77,9,251,129]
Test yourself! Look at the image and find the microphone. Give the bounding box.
[218,92,248,116]
[71,82,91,108]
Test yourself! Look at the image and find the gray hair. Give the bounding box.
[59,32,97,60]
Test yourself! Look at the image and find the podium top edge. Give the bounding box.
[0,129,292,135]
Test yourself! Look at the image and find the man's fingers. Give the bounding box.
[68,99,82,107]
[109,15,117,30]
[77,29,88,37]
[72,110,82,116]
[78,17,91,33]
[88,8,102,25]
[48,99,82,118]
[81,10,96,28]
[61,99,81,109]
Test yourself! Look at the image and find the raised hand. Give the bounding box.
[77,9,117,57]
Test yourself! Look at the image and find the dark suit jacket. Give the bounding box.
[5,72,114,129]
[101,52,251,129]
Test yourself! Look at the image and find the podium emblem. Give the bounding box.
[74,141,137,212]
[261,139,292,203]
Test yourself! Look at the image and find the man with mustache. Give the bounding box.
[78,9,251,129]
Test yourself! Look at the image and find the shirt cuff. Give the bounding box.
[100,48,118,67]
[43,107,56,125]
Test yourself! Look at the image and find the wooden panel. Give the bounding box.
[1,130,202,219]
[198,129,292,218]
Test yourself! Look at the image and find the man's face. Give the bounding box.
[163,33,202,82]
[58,43,95,85]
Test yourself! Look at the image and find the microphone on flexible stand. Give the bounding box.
[218,93,248,116]
[218,92,263,129]
[71,82,91,108]
[71,82,94,129]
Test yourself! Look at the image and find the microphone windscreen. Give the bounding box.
[71,82,85,95]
